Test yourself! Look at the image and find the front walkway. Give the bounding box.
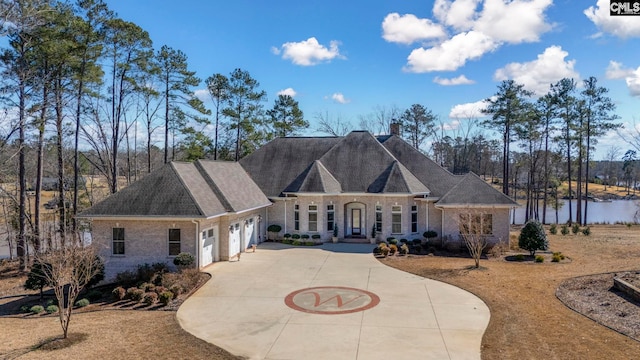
[177,243,489,360]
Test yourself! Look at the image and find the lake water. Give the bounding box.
[512,199,639,224]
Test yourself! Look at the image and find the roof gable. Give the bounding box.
[367,161,429,194]
[196,161,271,211]
[79,163,205,217]
[284,160,342,194]
[437,172,518,206]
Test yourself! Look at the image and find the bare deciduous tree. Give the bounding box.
[457,210,492,268]
[315,111,351,136]
[34,244,103,339]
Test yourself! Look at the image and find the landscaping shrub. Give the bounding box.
[561,225,569,236]
[115,270,137,287]
[267,224,282,234]
[582,227,591,236]
[534,255,544,263]
[173,253,195,268]
[161,268,201,296]
[282,239,292,244]
[381,246,390,257]
[283,233,292,239]
[389,244,398,255]
[423,230,438,241]
[24,261,52,300]
[139,282,155,292]
[142,292,158,305]
[553,251,565,260]
[46,304,59,314]
[75,298,90,308]
[427,246,436,255]
[387,238,398,245]
[571,223,580,235]
[291,234,300,239]
[80,255,105,289]
[20,305,30,313]
[154,286,168,295]
[399,244,409,255]
[373,247,382,256]
[552,254,561,262]
[301,234,310,240]
[311,234,321,240]
[304,241,315,246]
[515,254,525,261]
[127,287,145,302]
[30,305,44,314]
[549,224,557,235]
[112,286,126,300]
[519,220,548,256]
[169,284,183,296]
[159,291,174,306]
[412,239,421,245]
[292,240,301,246]
[399,239,408,244]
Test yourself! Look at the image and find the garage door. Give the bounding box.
[244,218,255,249]
[201,226,218,267]
[229,223,241,258]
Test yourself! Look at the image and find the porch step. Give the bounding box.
[340,238,373,244]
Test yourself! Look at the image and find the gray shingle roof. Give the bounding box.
[78,161,271,218]
[284,160,342,194]
[437,172,518,206]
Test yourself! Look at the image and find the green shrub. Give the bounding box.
[423,230,438,239]
[551,254,561,262]
[291,234,300,239]
[552,252,565,260]
[169,284,183,297]
[515,254,525,261]
[571,223,580,235]
[399,244,409,255]
[112,286,126,300]
[534,255,544,263]
[75,298,90,308]
[549,224,557,235]
[173,252,195,268]
[159,291,174,306]
[560,225,569,236]
[378,242,388,249]
[282,239,292,244]
[582,227,591,236]
[301,234,310,239]
[283,233,292,239]
[304,241,315,246]
[30,305,44,314]
[24,261,52,299]
[373,247,382,256]
[311,234,321,239]
[139,282,155,292]
[267,224,282,233]
[46,304,59,314]
[519,220,548,256]
[412,239,421,245]
[154,286,168,295]
[381,246,390,257]
[292,240,301,246]
[142,292,158,305]
[387,238,398,245]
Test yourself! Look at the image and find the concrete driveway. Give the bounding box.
[177,243,489,360]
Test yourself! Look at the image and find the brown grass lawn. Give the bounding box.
[1,225,639,359]
[382,225,640,360]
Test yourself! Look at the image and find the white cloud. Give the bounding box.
[433,74,475,85]
[193,89,209,102]
[494,45,579,95]
[606,61,635,79]
[585,0,640,38]
[331,93,350,104]
[626,67,640,97]
[449,99,491,119]
[277,87,297,97]
[433,0,481,31]
[404,31,498,72]
[270,46,281,55]
[474,0,553,44]
[275,37,344,66]
[381,13,447,45]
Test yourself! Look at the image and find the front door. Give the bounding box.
[351,208,361,235]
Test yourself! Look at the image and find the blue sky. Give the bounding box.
[104,0,640,158]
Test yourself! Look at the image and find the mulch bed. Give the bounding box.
[556,271,640,342]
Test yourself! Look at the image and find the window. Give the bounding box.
[375,205,382,232]
[169,229,181,256]
[411,205,418,233]
[112,228,125,255]
[327,205,334,232]
[391,205,402,234]
[459,214,493,235]
[294,204,300,231]
[308,205,318,231]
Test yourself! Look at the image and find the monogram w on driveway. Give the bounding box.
[177,243,489,360]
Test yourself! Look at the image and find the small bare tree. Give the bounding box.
[457,210,491,268]
[34,244,103,339]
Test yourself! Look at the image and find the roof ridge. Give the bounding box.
[194,160,235,212]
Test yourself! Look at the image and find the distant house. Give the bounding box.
[79,130,517,280]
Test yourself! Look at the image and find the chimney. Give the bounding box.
[390,122,400,136]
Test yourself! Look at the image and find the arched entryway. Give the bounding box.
[344,202,366,238]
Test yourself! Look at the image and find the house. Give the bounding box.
[79,130,517,280]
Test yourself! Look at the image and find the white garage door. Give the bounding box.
[201,226,219,267]
[229,223,241,258]
[244,218,255,249]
